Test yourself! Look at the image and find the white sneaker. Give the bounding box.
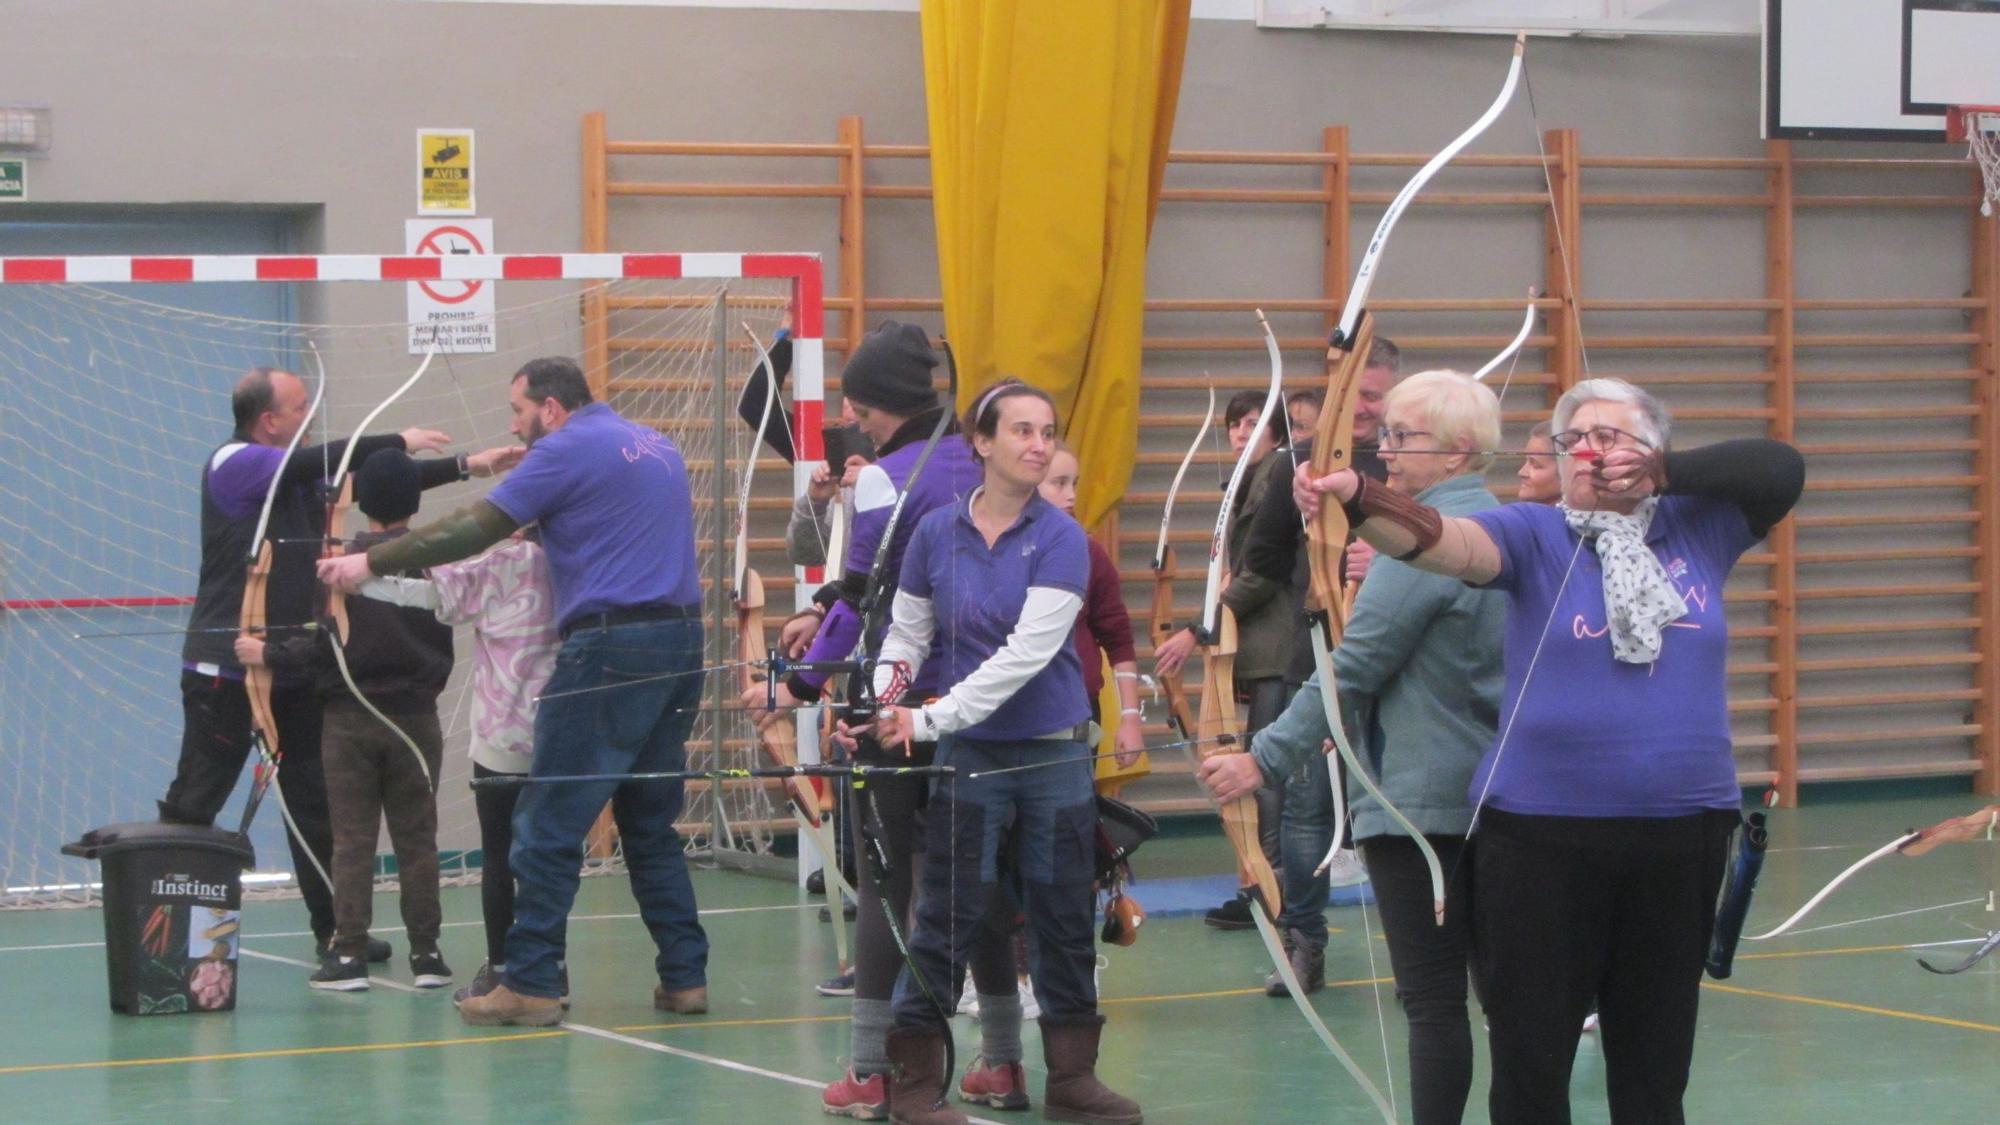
[1323,849,1369,888]
[1581,1011,1600,1034]
[957,987,979,1018]
[1017,975,1041,1021]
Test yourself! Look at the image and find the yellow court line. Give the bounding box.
[1702,981,2000,1034]
[0,1029,563,1076]
[1734,942,1921,962]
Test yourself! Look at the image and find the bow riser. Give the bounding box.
[1190,603,1279,914]
[1148,547,1199,742]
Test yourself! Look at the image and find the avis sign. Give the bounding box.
[405,218,495,355]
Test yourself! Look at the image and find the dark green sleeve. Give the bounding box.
[364,499,516,573]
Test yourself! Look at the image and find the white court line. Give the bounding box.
[239,948,426,993]
[0,896,824,948]
[559,1021,1008,1125]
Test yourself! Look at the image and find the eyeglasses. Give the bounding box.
[1375,426,1434,450]
[1550,425,1651,453]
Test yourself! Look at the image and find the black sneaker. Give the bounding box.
[410,950,453,989]
[815,971,856,997]
[806,868,826,896]
[818,901,858,923]
[309,954,369,992]
[315,936,393,963]
[454,961,503,1004]
[1204,892,1256,932]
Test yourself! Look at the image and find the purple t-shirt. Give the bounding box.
[899,492,1092,742]
[1464,496,1756,817]
[487,403,701,631]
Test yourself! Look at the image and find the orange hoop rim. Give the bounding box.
[1945,105,2000,143]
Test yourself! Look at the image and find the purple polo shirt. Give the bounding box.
[794,434,983,698]
[1464,496,1756,817]
[487,402,701,632]
[899,491,1092,742]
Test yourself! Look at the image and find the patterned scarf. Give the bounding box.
[1563,497,1685,664]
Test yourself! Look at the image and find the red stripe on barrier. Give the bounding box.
[2,597,194,610]
[795,397,826,462]
[622,254,683,279]
[131,258,195,283]
[256,257,320,281]
[1,258,65,283]
[502,256,564,280]
[380,257,442,280]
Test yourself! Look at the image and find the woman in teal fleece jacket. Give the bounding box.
[1200,369,1506,1125]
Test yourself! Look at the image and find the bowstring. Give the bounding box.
[1450,51,1596,879]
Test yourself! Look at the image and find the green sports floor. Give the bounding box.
[3,793,1994,1125]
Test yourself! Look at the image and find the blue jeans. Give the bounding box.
[890,735,1098,1030]
[1278,751,1334,944]
[503,617,708,998]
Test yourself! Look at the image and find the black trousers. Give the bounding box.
[472,762,523,966]
[160,670,336,941]
[1362,833,1473,1125]
[1471,807,1737,1125]
[848,747,932,1004]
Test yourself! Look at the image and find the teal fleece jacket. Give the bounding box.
[1247,472,1506,840]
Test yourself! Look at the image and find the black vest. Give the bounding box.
[181,441,325,682]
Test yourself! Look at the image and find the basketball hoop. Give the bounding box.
[1947,105,2000,217]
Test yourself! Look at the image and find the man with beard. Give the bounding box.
[317,356,710,1028]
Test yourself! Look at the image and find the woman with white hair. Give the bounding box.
[1291,376,1804,1124]
[1201,370,1508,1124]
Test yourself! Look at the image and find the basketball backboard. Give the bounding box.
[1765,0,2000,140]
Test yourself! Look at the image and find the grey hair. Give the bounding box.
[1551,377,1671,448]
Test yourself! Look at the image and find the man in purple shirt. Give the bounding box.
[319,356,712,1028]
[162,365,453,962]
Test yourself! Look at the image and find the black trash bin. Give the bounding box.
[62,822,255,1015]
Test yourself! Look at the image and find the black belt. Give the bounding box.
[561,602,701,640]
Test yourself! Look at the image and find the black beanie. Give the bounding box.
[841,321,940,416]
[354,448,422,524]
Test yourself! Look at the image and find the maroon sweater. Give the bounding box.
[1074,535,1137,700]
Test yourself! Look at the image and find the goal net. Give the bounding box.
[0,252,828,908]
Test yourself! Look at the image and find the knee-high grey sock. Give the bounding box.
[977,991,1023,1065]
[850,998,893,1076]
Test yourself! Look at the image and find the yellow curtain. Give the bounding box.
[922,0,1191,529]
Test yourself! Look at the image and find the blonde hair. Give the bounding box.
[1383,369,1501,473]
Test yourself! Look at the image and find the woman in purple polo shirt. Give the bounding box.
[856,380,1138,1125]
[1294,377,1804,1125]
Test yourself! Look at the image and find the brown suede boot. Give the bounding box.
[1039,1016,1141,1125]
[885,1026,967,1125]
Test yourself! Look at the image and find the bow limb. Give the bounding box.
[1331,33,1527,350]
[1292,311,1449,929]
[737,325,851,968]
[1743,830,1922,942]
[1182,632,1393,1124]
[324,347,441,791]
[1471,291,1539,384]
[1148,389,1213,743]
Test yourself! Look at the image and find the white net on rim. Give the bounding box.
[1962,108,2000,217]
[0,274,802,908]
